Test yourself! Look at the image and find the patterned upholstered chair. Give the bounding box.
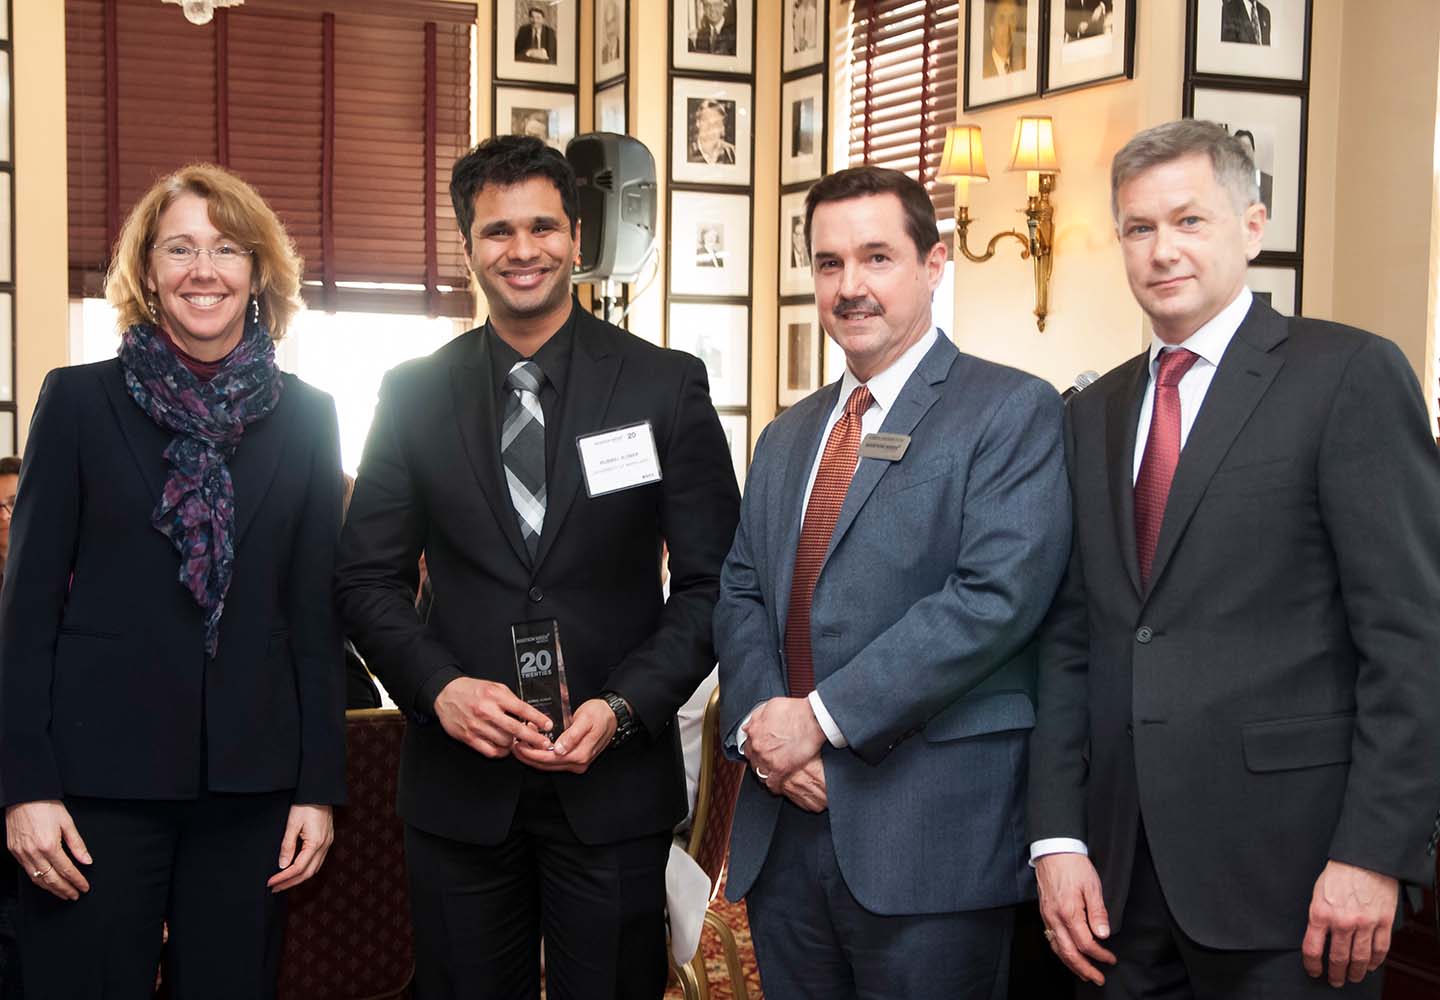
[674,687,749,1000]
[276,708,413,1000]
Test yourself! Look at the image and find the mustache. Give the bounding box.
[833,296,884,315]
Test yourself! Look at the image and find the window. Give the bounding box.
[847,0,960,224]
[71,300,462,473]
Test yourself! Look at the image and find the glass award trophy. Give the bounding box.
[511,619,572,737]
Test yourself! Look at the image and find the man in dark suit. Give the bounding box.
[688,0,736,55]
[983,0,1026,77]
[715,166,1071,998]
[514,6,557,63]
[1221,0,1271,45]
[1029,119,1440,998]
[335,135,739,1000]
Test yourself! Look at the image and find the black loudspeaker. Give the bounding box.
[566,132,657,283]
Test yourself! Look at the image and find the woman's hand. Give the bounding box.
[6,800,92,901]
[266,804,334,893]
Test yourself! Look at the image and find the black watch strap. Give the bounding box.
[602,691,638,746]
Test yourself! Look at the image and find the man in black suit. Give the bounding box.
[1028,119,1440,998]
[1221,0,1271,45]
[514,6,557,64]
[335,136,739,1000]
[688,0,736,56]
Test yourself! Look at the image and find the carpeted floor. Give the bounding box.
[665,870,763,1000]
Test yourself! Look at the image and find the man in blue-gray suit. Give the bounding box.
[714,165,1071,999]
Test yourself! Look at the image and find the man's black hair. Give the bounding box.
[449,135,580,252]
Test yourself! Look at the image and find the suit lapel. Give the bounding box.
[823,336,953,565]
[772,383,839,635]
[1144,304,1288,597]
[99,362,169,502]
[532,312,621,573]
[451,329,531,567]
[1104,355,1149,599]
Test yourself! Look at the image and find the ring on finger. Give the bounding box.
[755,768,770,780]
[1043,928,1055,942]
[31,867,50,879]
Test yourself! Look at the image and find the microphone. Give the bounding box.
[1061,370,1099,401]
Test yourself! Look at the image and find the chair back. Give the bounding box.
[685,687,745,902]
[276,709,413,1000]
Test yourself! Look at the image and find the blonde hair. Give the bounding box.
[105,163,305,340]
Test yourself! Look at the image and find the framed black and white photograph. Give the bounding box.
[595,0,628,84]
[1247,263,1299,315]
[672,0,754,75]
[495,86,577,153]
[780,74,824,185]
[1187,86,1305,253]
[1188,0,1310,83]
[495,0,578,86]
[595,82,627,134]
[778,303,822,408]
[964,0,1040,111]
[668,303,750,407]
[782,0,824,74]
[1045,0,1135,95]
[779,189,812,296]
[718,412,750,491]
[671,78,753,186]
[669,190,751,296]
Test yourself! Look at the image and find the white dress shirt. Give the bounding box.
[1029,288,1252,864]
[739,328,940,755]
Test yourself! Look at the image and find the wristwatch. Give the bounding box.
[602,691,639,747]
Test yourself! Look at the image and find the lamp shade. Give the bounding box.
[938,124,990,183]
[1008,116,1059,174]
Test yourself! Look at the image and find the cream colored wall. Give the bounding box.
[13,0,69,447]
[1327,0,1439,416]
[949,3,1184,389]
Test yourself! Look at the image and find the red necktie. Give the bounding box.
[784,385,874,697]
[1134,349,1200,590]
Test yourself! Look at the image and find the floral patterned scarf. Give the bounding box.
[118,318,284,656]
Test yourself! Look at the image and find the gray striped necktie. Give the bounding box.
[502,360,546,558]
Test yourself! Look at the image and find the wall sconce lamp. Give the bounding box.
[940,117,1059,331]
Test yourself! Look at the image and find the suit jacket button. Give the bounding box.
[528,586,544,603]
[1135,626,1153,643]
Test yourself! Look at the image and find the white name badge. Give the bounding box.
[576,421,663,498]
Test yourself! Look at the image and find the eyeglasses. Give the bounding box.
[0,499,14,517]
[150,243,254,271]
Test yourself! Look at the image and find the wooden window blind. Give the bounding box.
[848,0,960,224]
[65,0,475,317]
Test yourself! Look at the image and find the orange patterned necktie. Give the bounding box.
[784,385,874,697]
[1134,348,1199,590]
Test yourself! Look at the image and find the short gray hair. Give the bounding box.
[1110,119,1260,220]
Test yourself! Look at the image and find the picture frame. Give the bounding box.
[671,77,753,186]
[718,412,750,491]
[778,189,812,296]
[1045,0,1136,96]
[778,303,822,408]
[780,73,825,185]
[495,0,578,86]
[672,0,754,76]
[595,81,627,135]
[1247,263,1300,315]
[668,303,750,407]
[495,86,578,153]
[1186,85,1306,254]
[964,0,1041,111]
[1187,0,1310,83]
[595,0,628,85]
[782,0,824,74]
[669,190,752,296]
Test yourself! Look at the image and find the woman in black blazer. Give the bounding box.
[0,164,346,998]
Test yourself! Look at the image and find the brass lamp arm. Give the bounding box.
[955,213,1032,263]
